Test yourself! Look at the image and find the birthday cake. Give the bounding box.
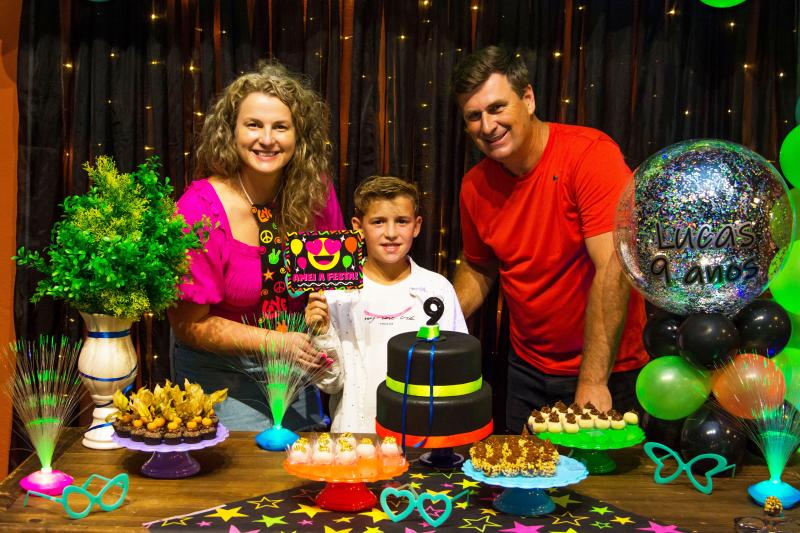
[375,330,493,447]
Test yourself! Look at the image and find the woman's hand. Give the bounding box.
[304,291,330,335]
[275,331,326,371]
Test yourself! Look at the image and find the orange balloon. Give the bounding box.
[345,236,358,254]
[712,353,786,419]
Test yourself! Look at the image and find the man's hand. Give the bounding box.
[574,381,612,412]
[304,291,330,335]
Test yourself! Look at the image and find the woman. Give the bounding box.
[168,63,344,431]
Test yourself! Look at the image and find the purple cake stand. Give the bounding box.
[112,424,229,479]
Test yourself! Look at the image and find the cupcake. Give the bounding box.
[529,415,548,434]
[583,401,597,411]
[144,430,162,445]
[112,419,132,439]
[199,425,217,440]
[335,441,357,465]
[553,400,568,412]
[623,410,640,425]
[356,438,376,459]
[312,444,334,465]
[595,413,611,430]
[610,412,626,430]
[163,430,181,445]
[337,432,357,449]
[546,411,563,433]
[380,436,401,457]
[182,428,201,444]
[568,402,581,415]
[578,412,594,429]
[131,426,147,442]
[539,405,552,415]
[288,441,310,464]
[563,413,580,434]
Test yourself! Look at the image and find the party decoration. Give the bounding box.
[1,336,86,496]
[284,230,364,291]
[642,313,682,358]
[643,442,735,494]
[678,313,739,369]
[680,403,747,475]
[712,353,785,419]
[769,242,800,315]
[239,312,334,451]
[780,126,800,188]
[732,401,800,508]
[23,473,129,520]
[734,300,792,356]
[615,139,793,316]
[699,0,746,7]
[13,156,207,320]
[380,484,469,527]
[636,356,711,420]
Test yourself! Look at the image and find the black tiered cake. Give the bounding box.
[375,329,493,448]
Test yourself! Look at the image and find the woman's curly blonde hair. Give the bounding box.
[195,62,333,232]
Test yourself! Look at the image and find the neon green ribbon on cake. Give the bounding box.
[386,376,482,397]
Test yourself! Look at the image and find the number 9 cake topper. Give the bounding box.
[417,297,444,340]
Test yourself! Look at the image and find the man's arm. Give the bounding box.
[574,231,631,411]
[453,256,498,319]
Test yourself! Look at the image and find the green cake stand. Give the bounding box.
[537,425,645,475]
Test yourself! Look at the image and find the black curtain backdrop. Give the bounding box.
[14,0,800,430]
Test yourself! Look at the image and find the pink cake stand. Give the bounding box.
[111,424,229,479]
[19,468,74,496]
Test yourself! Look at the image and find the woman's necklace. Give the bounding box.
[238,175,281,207]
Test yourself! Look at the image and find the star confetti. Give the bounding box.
[637,521,685,533]
[204,507,248,523]
[499,522,545,532]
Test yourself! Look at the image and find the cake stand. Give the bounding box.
[111,424,229,479]
[538,425,645,474]
[462,457,588,516]
[283,457,409,512]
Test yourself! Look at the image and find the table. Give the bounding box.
[0,428,796,532]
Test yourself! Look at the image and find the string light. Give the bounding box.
[667,8,677,16]
[109,52,117,59]
[150,13,157,21]
[63,63,73,69]
[553,51,562,58]
[399,34,407,40]
[779,72,785,78]
[684,109,690,116]
[144,146,154,151]
[194,111,203,117]
[728,21,735,28]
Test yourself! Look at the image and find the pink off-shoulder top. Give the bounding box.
[176,178,345,321]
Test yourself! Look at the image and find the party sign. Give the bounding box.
[615,139,794,316]
[285,230,363,292]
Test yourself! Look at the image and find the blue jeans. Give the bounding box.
[505,348,642,434]
[172,341,327,432]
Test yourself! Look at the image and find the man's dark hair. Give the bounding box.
[451,45,529,98]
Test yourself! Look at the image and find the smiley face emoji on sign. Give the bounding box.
[305,237,342,271]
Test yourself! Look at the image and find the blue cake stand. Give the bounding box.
[462,456,588,516]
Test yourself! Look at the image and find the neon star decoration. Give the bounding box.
[204,506,248,522]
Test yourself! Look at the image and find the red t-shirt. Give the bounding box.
[460,122,647,376]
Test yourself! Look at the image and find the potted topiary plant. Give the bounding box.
[15,155,207,449]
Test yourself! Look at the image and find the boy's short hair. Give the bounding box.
[353,176,420,217]
[451,45,529,98]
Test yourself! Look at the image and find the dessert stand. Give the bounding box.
[283,457,409,512]
[538,425,645,474]
[462,456,588,516]
[111,424,229,479]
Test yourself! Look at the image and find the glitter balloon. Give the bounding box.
[615,139,794,316]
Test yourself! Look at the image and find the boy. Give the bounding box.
[306,176,468,433]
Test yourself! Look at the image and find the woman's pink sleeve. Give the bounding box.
[176,189,226,305]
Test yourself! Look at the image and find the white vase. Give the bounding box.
[78,312,138,450]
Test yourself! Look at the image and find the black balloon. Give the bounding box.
[677,313,739,369]
[643,314,683,358]
[641,412,685,451]
[733,300,791,357]
[681,403,746,475]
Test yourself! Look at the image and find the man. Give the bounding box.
[452,46,647,434]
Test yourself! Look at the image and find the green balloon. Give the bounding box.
[699,0,746,7]
[635,356,711,420]
[770,188,799,249]
[780,126,800,188]
[342,255,353,268]
[773,347,800,408]
[770,241,800,314]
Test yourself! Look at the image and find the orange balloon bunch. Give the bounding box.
[711,353,786,419]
